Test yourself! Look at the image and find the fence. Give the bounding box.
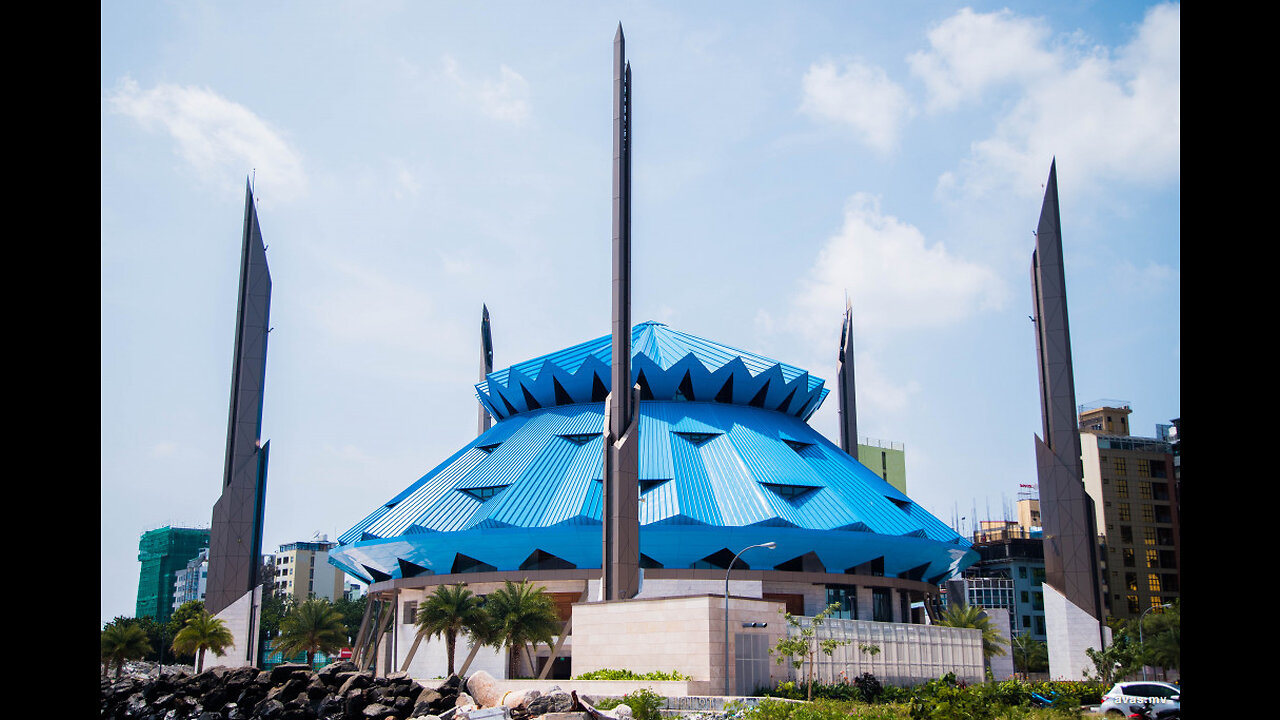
[785,618,984,686]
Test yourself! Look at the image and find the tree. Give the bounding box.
[772,602,851,701]
[482,580,561,678]
[275,597,347,667]
[259,590,296,649]
[416,584,486,676]
[1011,632,1049,675]
[934,603,1008,661]
[102,622,152,679]
[167,600,207,664]
[1137,601,1179,677]
[172,610,235,673]
[332,594,368,645]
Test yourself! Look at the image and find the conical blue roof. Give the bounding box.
[331,323,975,586]
[478,321,828,422]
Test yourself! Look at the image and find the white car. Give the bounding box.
[1098,681,1180,716]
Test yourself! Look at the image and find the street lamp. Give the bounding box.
[724,541,776,697]
[1138,603,1172,681]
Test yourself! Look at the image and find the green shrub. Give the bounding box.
[592,687,665,720]
[575,668,690,681]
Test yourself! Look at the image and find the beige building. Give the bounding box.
[1078,404,1180,623]
[272,537,347,603]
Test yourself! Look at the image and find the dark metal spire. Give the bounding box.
[837,297,858,460]
[207,178,272,621]
[1031,159,1105,633]
[602,23,640,601]
[478,304,493,436]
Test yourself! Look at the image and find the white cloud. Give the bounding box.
[922,3,1180,199]
[907,7,1056,112]
[792,193,1005,337]
[800,60,912,152]
[443,56,531,123]
[106,76,308,201]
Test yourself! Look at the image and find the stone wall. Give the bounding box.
[571,594,784,695]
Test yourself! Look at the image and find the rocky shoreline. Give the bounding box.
[100,662,615,720]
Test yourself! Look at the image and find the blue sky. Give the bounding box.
[101,1,1179,625]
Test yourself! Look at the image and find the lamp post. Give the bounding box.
[724,541,776,697]
[1138,603,1172,681]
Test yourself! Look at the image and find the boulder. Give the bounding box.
[466,671,501,707]
[502,689,541,709]
[527,692,576,715]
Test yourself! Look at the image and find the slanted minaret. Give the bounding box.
[478,304,493,436]
[602,23,641,601]
[837,298,858,461]
[1030,159,1107,677]
[207,179,271,632]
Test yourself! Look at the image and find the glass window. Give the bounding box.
[872,588,892,622]
[1147,574,1161,592]
[825,585,857,620]
[1123,548,1135,567]
[1032,592,1043,610]
[1034,615,1045,635]
[1118,504,1131,521]
[1140,482,1153,500]
[1116,480,1129,498]
[1142,505,1155,523]
[1018,566,1028,579]
[1144,527,1157,546]
[1114,458,1127,475]
[1022,615,1031,628]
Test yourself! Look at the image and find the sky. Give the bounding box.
[101,1,1180,626]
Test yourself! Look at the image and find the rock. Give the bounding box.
[502,690,541,709]
[465,671,501,708]
[614,704,633,719]
[269,663,313,685]
[363,701,394,718]
[527,692,576,715]
[252,697,286,719]
[339,671,374,696]
[456,693,476,708]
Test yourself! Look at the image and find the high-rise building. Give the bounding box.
[1077,402,1180,623]
[963,527,1048,643]
[172,548,210,613]
[856,437,907,494]
[271,537,347,603]
[136,526,210,624]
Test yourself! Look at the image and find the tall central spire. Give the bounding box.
[602,23,641,602]
[837,297,858,460]
[478,304,493,436]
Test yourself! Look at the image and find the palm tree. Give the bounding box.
[415,584,486,676]
[275,597,347,668]
[102,622,152,679]
[171,610,235,673]
[482,579,561,678]
[934,603,1008,661]
[1011,631,1049,675]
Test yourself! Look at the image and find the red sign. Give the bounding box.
[339,648,352,660]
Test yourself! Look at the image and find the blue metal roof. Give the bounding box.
[476,322,828,422]
[332,324,976,586]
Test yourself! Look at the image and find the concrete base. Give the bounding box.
[1042,583,1109,680]
[572,594,785,696]
[984,607,1015,680]
[210,585,263,668]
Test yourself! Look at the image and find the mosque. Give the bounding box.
[328,320,977,684]
[324,26,979,689]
